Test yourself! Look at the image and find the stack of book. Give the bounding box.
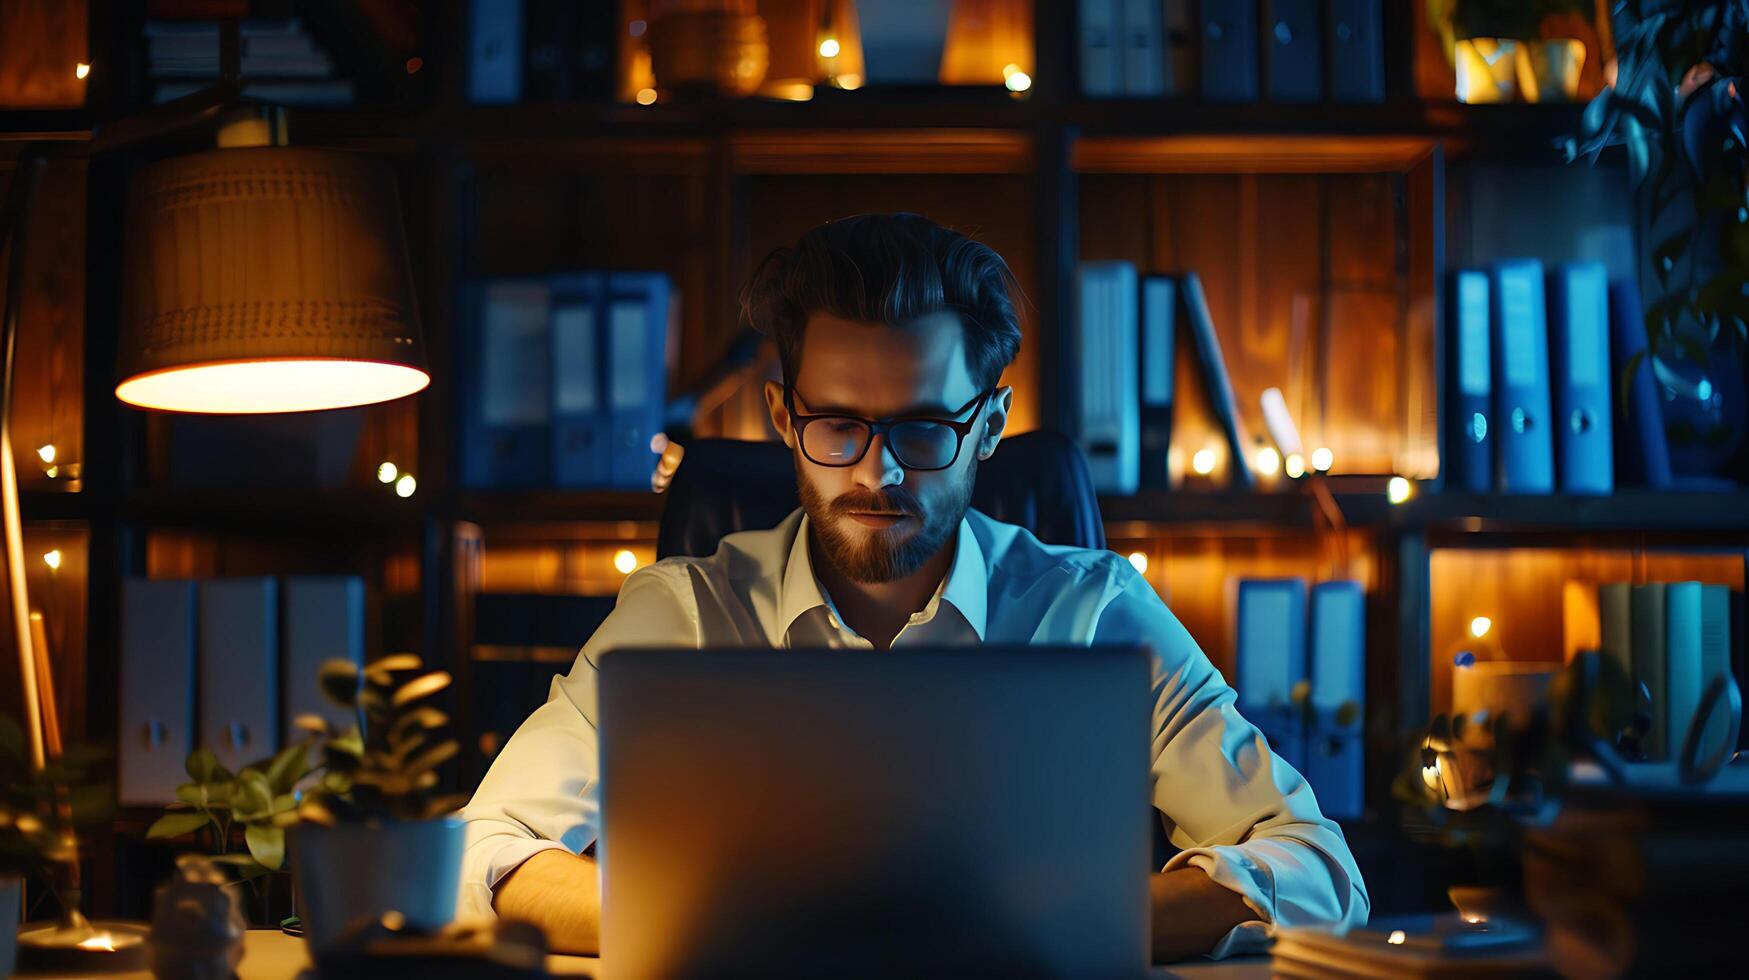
[1078,0,1384,102]
[461,271,677,492]
[1272,914,1546,979]
[145,17,355,106]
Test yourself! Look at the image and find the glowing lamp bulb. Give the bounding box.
[75,63,91,80]
[1284,453,1306,479]
[614,549,638,575]
[395,474,417,498]
[377,461,399,484]
[1255,446,1281,476]
[1005,70,1033,93]
[1469,616,1492,639]
[1310,447,1334,472]
[43,549,62,570]
[1191,449,1217,475]
[1127,552,1148,574]
[37,444,56,464]
[1387,476,1413,505]
[819,37,841,59]
[1388,930,1407,945]
[635,88,658,105]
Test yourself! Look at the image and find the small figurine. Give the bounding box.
[148,854,247,980]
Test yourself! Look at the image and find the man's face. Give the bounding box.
[764,311,1010,584]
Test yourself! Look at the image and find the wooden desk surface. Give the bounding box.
[46,929,1271,979]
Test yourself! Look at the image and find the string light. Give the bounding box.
[1388,930,1407,946]
[1469,616,1492,639]
[1284,453,1306,479]
[1003,64,1033,93]
[1310,447,1334,472]
[36,445,55,464]
[75,63,91,80]
[377,461,399,484]
[818,37,841,59]
[1254,446,1281,476]
[1191,449,1217,476]
[1387,476,1414,505]
[395,474,417,498]
[613,549,638,575]
[43,550,62,570]
[635,88,657,105]
[1127,552,1148,575]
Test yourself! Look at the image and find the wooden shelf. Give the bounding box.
[455,490,667,528]
[122,489,426,533]
[21,489,89,522]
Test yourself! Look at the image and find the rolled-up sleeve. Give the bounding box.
[1092,567,1370,958]
[457,564,698,919]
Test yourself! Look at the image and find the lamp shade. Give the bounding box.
[117,147,429,414]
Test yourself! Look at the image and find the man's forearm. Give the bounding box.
[1149,866,1259,962]
[491,849,602,954]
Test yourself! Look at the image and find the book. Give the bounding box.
[605,271,674,490]
[1139,276,1176,490]
[1666,582,1705,762]
[1178,272,1255,488]
[1075,261,1141,493]
[1162,1,1196,95]
[1237,578,1310,772]
[1491,259,1555,493]
[1562,580,1601,663]
[1608,276,1673,488]
[120,579,198,805]
[1447,270,1493,492]
[1547,262,1614,494]
[1327,0,1385,103]
[468,0,524,104]
[550,272,609,488]
[1597,582,1633,684]
[1119,0,1164,96]
[463,278,553,489]
[199,578,280,774]
[1078,0,1121,96]
[1200,0,1260,102]
[1306,580,1366,820]
[282,576,365,741]
[1632,583,1669,759]
[1697,585,1733,761]
[1265,0,1323,103]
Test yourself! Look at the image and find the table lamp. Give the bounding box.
[3,90,427,971]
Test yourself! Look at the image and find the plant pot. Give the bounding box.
[291,818,464,959]
[1,876,19,978]
[1453,38,1518,104]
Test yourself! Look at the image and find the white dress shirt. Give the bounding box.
[460,507,1369,956]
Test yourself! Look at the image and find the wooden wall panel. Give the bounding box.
[0,0,87,107]
[1428,548,1746,715]
[741,173,1040,434]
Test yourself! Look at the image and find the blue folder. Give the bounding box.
[1547,262,1614,494]
[1447,270,1492,492]
[1237,578,1310,772]
[1306,581,1366,820]
[1491,260,1555,493]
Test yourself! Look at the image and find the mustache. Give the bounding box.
[828,488,922,518]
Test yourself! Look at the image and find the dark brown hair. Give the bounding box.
[741,213,1022,390]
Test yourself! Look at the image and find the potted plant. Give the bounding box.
[1428,0,1596,102]
[1,714,113,975]
[1569,1,1749,485]
[291,654,469,958]
[146,741,312,925]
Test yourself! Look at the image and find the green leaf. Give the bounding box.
[402,740,459,779]
[147,811,211,840]
[264,743,311,796]
[244,824,284,871]
[175,781,234,810]
[233,770,275,822]
[186,748,224,783]
[393,672,452,708]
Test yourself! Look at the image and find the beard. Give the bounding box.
[798,457,978,585]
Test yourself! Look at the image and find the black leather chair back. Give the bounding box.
[656,431,1106,559]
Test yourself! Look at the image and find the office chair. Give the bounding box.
[656,430,1106,559]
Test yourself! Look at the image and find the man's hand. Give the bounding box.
[491,849,602,954]
[1149,865,1260,963]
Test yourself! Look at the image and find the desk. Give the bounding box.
[48,930,1272,978]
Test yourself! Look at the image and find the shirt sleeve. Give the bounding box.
[1090,563,1370,958]
[457,563,699,920]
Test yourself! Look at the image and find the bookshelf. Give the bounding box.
[4,0,1746,919]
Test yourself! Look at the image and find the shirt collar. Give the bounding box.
[777,509,988,643]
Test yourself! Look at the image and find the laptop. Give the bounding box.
[596,646,1153,978]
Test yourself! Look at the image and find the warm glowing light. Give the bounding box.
[36,444,56,464]
[614,549,638,575]
[635,87,657,105]
[1469,616,1492,639]
[115,360,429,414]
[405,57,424,74]
[1284,453,1306,479]
[394,474,417,498]
[1127,552,1148,575]
[377,461,399,484]
[1387,476,1413,505]
[75,63,91,80]
[1005,70,1033,93]
[1464,915,1486,924]
[1191,449,1217,475]
[42,549,62,570]
[650,432,669,454]
[1387,930,1407,945]
[1311,447,1334,472]
[1255,446,1281,476]
[836,73,863,90]
[819,37,841,59]
[76,932,116,952]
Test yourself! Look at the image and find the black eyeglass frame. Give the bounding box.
[783,386,995,471]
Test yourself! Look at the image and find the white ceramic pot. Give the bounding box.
[2,875,20,978]
[292,818,464,958]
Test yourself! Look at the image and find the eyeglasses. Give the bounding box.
[784,387,994,471]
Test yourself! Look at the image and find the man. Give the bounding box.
[460,213,1369,961]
